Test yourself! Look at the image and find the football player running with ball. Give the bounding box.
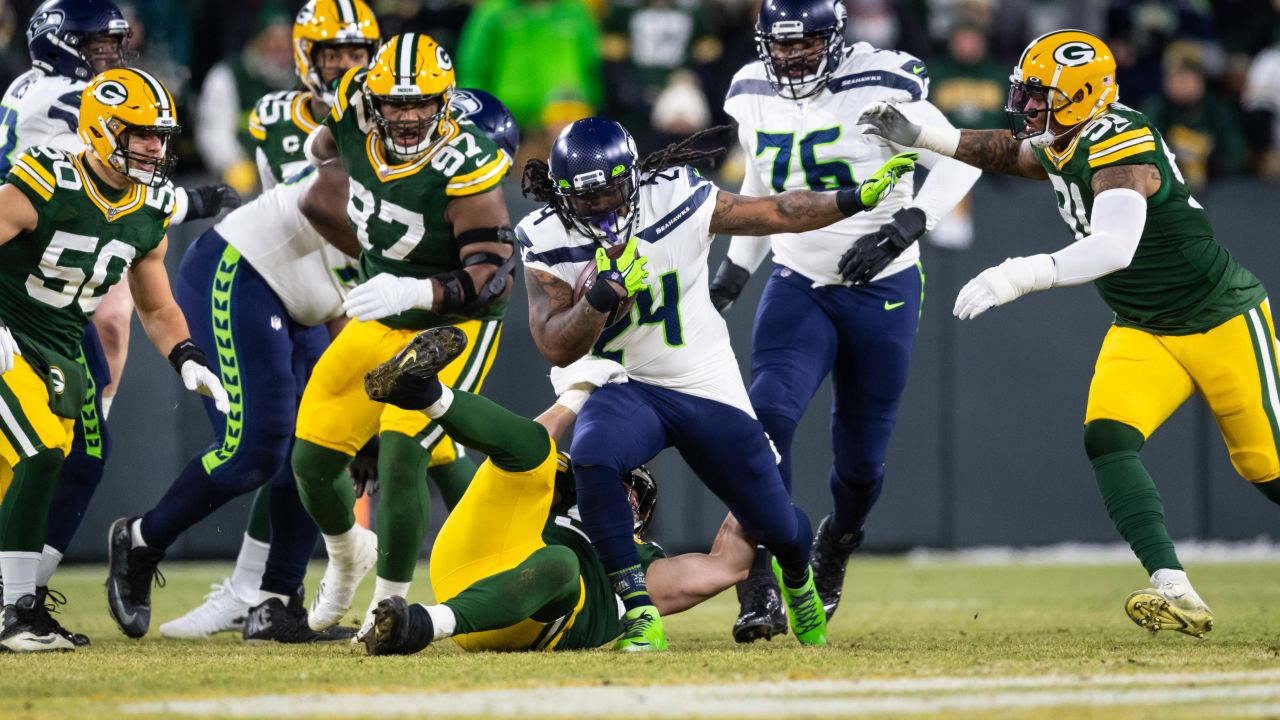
[713,0,981,641]
[357,329,757,656]
[106,0,382,644]
[519,116,916,650]
[288,33,516,634]
[861,29,1275,638]
[0,68,227,652]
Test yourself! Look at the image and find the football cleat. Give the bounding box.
[106,516,166,638]
[0,594,75,652]
[733,566,787,643]
[358,596,434,656]
[614,604,668,652]
[160,579,252,639]
[811,514,863,621]
[244,586,357,644]
[364,326,468,410]
[37,587,90,647]
[308,524,377,631]
[1125,572,1214,639]
[772,558,829,647]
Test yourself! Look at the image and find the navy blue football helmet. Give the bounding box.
[547,117,639,245]
[453,88,520,159]
[756,0,847,99]
[27,0,131,81]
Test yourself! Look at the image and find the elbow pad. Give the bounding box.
[444,227,517,313]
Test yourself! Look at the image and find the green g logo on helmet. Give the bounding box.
[1053,41,1096,67]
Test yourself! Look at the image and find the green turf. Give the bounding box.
[2,559,1278,719]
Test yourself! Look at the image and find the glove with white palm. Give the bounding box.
[0,317,21,374]
[344,273,434,321]
[953,255,1056,320]
[169,339,231,414]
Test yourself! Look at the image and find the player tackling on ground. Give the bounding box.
[860,29,1276,638]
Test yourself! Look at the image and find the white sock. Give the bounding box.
[424,385,454,419]
[322,525,361,566]
[0,551,41,605]
[35,545,62,587]
[261,590,291,607]
[421,603,457,641]
[130,518,148,549]
[371,577,411,605]
[229,534,269,604]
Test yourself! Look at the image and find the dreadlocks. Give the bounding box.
[520,124,735,210]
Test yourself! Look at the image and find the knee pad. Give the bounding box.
[1233,451,1280,484]
[1083,419,1145,461]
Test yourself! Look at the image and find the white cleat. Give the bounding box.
[159,579,253,639]
[1125,569,1214,639]
[309,525,377,631]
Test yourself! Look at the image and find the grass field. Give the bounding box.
[3,558,1280,719]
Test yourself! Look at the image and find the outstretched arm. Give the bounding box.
[646,513,755,615]
[859,101,1047,179]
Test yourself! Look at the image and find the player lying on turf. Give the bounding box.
[859,29,1279,639]
[355,328,756,654]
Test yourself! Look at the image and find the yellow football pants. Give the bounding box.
[0,356,75,502]
[429,446,585,652]
[294,317,501,457]
[1086,300,1280,482]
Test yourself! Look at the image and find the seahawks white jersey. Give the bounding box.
[724,43,934,286]
[518,166,753,415]
[214,169,356,326]
[0,69,86,175]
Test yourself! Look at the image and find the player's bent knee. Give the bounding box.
[210,445,288,494]
[290,439,353,486]
[1233,450,1280,485]
[833,460,885,489]
[1083,419,1145,460]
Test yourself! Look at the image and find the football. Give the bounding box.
[573,243,636,327]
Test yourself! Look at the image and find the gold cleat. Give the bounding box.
[1124,588,1214,639]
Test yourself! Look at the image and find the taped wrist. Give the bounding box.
[585,277,621,314]
[167,338,208,374]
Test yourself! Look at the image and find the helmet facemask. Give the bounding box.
[80,23,133,75]
[553,167,639,246]
[303,39,377,106]
[100,119,178,187]
[1006,73,1082,148]
[756,19,844,99]
[623,465,657,536]
[366,89,450,162]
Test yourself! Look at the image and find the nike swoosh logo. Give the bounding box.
[399,350,417,368]
[884,300,905,311]
[475,154,493,167]
[111,593,137,626]
[912,65,925,75]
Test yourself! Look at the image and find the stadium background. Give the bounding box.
[5,0,1275,559]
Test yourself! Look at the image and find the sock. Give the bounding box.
[427,389,550,472]
[261,590,291,606]
[1093,451,1181,576]
[828,463,885,538]
[608,565,652,612]
[374,433,431,581]
[371,577,411,605]
[245,485,272,544]
[576,463,649,610]
[781,563,809,589]
[0,551,40,605]
[260,478,319,598]
[423,385,454,419]
[292,440,356,535]
[422,603,457,641]
[749,546,772,573]
[427,451,476,510]
[321,525,361,566]
[35,545,62,587]
[230,534,269,603]
[1152,568,1188,587]
[131,518,147,549]
[443,545,581,633]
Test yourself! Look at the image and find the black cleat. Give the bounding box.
[733,567,788,643]
[0,594,74,652]
[358,596,434,656]
[242,586,356,644]
[811,514,863,622]
[105,516,165,638]
[37,587,90,647]
[365,327,468,409]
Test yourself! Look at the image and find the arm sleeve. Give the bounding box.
[892,100,981,231]
[195,64,248,173]
[1049,188,1146,287]
[723,155,773,272]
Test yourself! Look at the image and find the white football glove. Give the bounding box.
[0,321,20,375]
[180,360,231,414]
[343,274,435,321]
[953,255,1056,320]
[550,356,628,413]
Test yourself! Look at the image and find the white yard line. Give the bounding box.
[907,539,1280,566]
[122,669,1280,718]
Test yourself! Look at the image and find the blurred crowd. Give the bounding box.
[2,0,1278,196]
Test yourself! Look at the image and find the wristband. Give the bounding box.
[167,338,208,374]
[835,186,865,216]
[585,277,621,315]
[916,124,961,157]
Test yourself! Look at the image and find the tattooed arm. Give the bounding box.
[1091,163,1162,197]
[952,131,1048,179]
[525,266,611,367]
[709,190,849,236]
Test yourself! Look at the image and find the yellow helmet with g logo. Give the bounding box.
[293,0,380,106]
[363,33,456,160]
[1007,30,1117,147]
[78,67,179,186]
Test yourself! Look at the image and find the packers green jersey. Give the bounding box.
[0,147,174,359]
[326,67,513,329]
[247,90,322,188]
[545,512,665,651]
[1034,102,1264,334]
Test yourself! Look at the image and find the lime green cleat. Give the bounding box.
[613,605,668,652]
[772,558,828,646]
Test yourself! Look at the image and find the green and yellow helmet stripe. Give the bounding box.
[130,68,177,126]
